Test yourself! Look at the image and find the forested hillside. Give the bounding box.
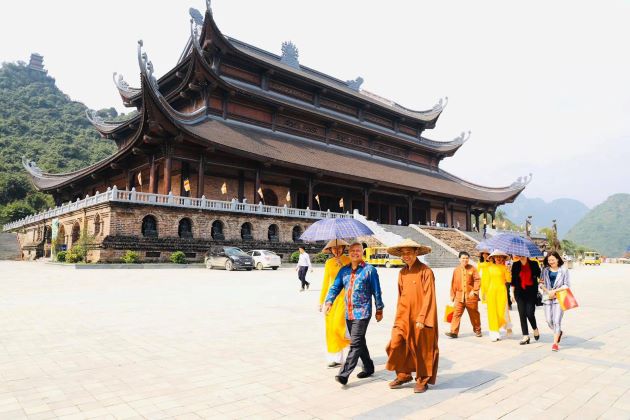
[565,194,630,257]
[0,61,117,224]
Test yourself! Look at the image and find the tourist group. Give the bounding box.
[307,238,575,393]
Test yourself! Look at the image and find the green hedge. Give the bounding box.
[170,251,186,264]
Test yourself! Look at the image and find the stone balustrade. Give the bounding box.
[3,186,352,231]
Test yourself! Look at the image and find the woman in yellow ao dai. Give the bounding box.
[480,250,512,341]
[318,239,351,367]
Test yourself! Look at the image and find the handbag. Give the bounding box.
[444,304,454,323]
[556,288,578,311]
[536,291,543,306]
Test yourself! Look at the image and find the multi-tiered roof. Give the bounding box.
[24,2,530,205]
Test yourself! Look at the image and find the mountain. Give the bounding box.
[0,60,117,224]
[565,194,630,257]
[498,195,590,238]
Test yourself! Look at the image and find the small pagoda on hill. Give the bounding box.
[8,2,530,262]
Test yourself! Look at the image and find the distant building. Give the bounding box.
[27,53,47,73]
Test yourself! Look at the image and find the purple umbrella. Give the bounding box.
[300,218,374,242]
[481,233,543,258]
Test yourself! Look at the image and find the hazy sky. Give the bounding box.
[1,0,628,207]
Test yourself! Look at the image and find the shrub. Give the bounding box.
[121,250,140,264]
[56,250,67,262]
[70,244,86,261]
[65,250,83,263]
[289,251,300,263]
[170,251,187,264]
[313,252,330,264]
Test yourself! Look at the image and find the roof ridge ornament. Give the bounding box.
[206,0,212,15]
[280,41,300,69]
[137,40,158,90]
[189,7,204,26]
[22,157,42,176]
[433,96,448,112]
[346,77,364,91]
[510,173,533,188]
[112,72,139,94]
[454,130,471,143]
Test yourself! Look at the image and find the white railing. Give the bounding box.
[3,186,352,231]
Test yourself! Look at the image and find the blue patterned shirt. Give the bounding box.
[325,261,384,320]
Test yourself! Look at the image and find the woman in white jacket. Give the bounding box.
[540,251,570,352]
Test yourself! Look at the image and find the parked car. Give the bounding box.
[248,250,281,270]
[205,246,254,271]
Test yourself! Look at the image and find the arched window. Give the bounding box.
[292,225,302,242]
[94,214,101,236]
[241,222,253,241]
[178,218,193,239]
[262,188,278,206]
[211,220,225,240]
[268,224,279,242]
[71,222,81,244]
[142,215,158,238]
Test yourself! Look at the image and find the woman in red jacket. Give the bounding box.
[510,256,541,345]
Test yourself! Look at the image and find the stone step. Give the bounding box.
[379,225,460,268]
[419,226,480,260]
[0,233,20,260]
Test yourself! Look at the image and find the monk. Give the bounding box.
[445,251,482,338]
[385,239,439,393]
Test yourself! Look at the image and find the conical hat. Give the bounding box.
[322,239,350,254]
[387,238,432,257]
[489,249,509,258]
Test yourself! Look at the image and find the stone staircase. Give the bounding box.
[0,233,20,260]
[380,225,459,268]
[419,226,480,259]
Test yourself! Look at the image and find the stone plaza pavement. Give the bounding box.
[0,261,628,420]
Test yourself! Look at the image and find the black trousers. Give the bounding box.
[338,318,373,380]
[506,283,513,307]
[516,297,538,336]
[297,266,309,289]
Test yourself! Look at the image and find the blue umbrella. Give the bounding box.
[300,218,374,242]
[481,233,543,257]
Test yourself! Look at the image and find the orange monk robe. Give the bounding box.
[385,260,439,385]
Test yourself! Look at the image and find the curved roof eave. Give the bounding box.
[199,6,447,124]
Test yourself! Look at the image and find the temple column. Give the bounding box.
[466,205,471,231]
[450,205,455,228]
[238,170,245,201]
[363,188,369,218]
[149,155,157,194]
[197,155,205,198]
[408,196,413,226]
[254,168,261,204]
[475,212,480,231]
[125,170,132,191]
[443,202,449,227]
[164,155,172,194]
[308,177,313,209]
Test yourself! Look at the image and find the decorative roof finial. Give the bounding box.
[189,7,204,26]
[22,157,42,176]
[137,40,158,89]
[346,77,364,91]
[206,0,212,13]
[280,41,300,69]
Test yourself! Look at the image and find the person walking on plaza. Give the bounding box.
[296,246,312,291]
[540,251,570,351]
[319,239,351,368]
[481,250,512,342]
[385,239,438,394]
[445,251,482,339]
[511,255,541,345]
[324,242,384,385]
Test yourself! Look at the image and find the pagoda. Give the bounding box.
[7,2,530,262]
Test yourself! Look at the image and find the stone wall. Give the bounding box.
[14,201,318,263]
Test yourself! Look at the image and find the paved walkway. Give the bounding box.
[0,261,628,419]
